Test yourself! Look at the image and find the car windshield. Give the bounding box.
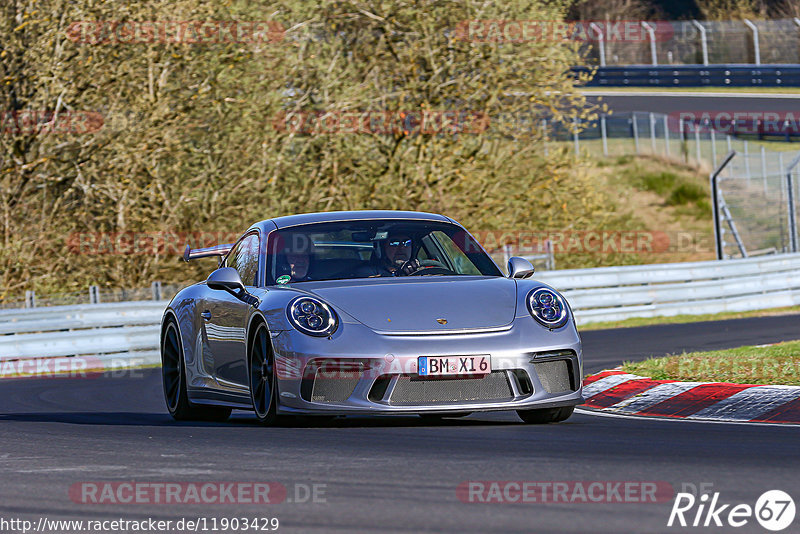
[266,220,501,284]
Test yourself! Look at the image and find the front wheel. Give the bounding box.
[516,406,574,424]
[249,322,281,425]
[161,320,231,422]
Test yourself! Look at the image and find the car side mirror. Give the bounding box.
[507,257,535,279]
[207,267,245,292]
[207,267,260,306]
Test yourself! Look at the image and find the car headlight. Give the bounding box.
[287,297,338,337]
[526,288,569,329]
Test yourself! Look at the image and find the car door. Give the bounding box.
[205,232,261,388]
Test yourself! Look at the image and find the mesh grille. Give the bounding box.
[389,372,513,406]
[534,360,573,394]
[310,365,362,403]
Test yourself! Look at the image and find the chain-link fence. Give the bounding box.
[544,111,775,172]
[582,18,800,66]
[543,110,800,260]
[713,150,800,259]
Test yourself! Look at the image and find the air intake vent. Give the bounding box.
[533,360,575,394]
[302,361,363,403]
[389,372,513,406]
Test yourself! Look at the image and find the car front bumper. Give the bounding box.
[270,318,583,415]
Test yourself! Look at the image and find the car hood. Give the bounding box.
[298,276,517,333]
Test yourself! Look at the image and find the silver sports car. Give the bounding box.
[161,210,582,424]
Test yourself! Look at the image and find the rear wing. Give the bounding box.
[183,243,234,262]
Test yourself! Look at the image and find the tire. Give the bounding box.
[161,319,231,422]
[419,412,472,423]
[249,322,282,425]
[516,405,574,424]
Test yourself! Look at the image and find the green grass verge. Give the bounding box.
[578,305,800,331]
[620,340,800,386]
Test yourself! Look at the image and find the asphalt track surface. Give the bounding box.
[584,91,800,115]
[2,315,800,533]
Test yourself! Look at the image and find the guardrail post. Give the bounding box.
[680,119,689,163]
[502,244,512,267]
[744,140,751,182]
[726,135,733,174]
[545,239,555,270]
[779,152,787,250]
[573,117,580,160]
[743,19,761,65]
[785,153,800,253]
[694,123,701,165]
[711,151,737,260]
[89,285,101,304]
[632,114,640,154]
[589,22,606,67]
[25,290,36,309]
[691,20,709,66]
[151,281,162,301]
[600,115,608,156]
[641,22,658,65]
[541,119,548,157]
[710,125,717,166]
[663,114,670,157]
[649,112,656,153]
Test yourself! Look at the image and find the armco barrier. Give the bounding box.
[2,253,800,373]
[573,64,800,87]
[0,301,167,374]
[535,253,800,324]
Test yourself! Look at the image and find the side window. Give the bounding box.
[227,234,260,286]
[431,231,482,275]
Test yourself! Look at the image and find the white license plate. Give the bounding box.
[417,355,490,377]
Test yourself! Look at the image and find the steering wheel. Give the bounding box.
[407,260,455,276]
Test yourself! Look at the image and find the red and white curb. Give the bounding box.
[581,370,800,424]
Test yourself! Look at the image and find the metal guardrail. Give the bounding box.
[574,64,800,87]
[2,253,800,371]
[535,253,800,324]
[0,302,166,374]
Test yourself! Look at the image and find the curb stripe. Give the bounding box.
[582,373,647,399]
[689,386,800,421]
[582,370,625,387]
[584,379,667,409]
[611,382,702,414]
[636,383,752,417]
[751,396,800,423]
[581,369,800,425]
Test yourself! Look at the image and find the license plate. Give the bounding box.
[417,355,490,377]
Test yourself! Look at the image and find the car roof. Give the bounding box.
[255,210,452,231]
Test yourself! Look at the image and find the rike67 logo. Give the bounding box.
[668,489,795,531]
